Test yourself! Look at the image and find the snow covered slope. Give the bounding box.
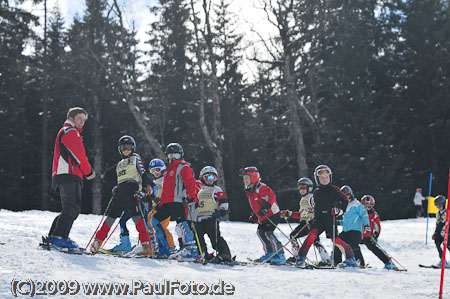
[0,210,447,298]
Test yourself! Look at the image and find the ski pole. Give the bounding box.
[283,215,294,231]
[331,213,336,267]
[370,236,407,270]
[85,195,114,250]
[267,217,301,252]
[101,217,121,248]
[188,204,203,258]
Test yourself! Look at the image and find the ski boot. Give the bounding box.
[286,256,297,264]
[48,236,79,251]
[124,241,153,257]
[110,234,132,253]
[254,253,273,263]
[384,260,398,270]
[169,241,198,261]
[317,259,332,267]
[437,259,450,268]
[295,255,307,267]
[89,238,103,254]
[270,254,287,265]
[341,256,358,267]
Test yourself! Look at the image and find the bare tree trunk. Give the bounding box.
[190,0,226,190]
[306,69,321,145]
[41,0,49,210]
[112,0,164,159]
[284,55,308,177]
[92,93,103,214]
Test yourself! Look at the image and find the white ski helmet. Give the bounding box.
[200,166,218,177]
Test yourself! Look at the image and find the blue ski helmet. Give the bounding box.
[149,158,166,174]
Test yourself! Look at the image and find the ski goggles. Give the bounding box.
[167,153,182,160]
[298,184,309,190]
[150,167,162,174]
[203,174,217,181]
[119,144,133,151]
[316,168,331,176]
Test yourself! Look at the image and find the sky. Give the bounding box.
[20,0,278,81]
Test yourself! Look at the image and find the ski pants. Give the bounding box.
[361,237,390,264]
[435,235,450,260]
[334,230,362,264]
[49,179,82,238]
[257,214,284,255]
[96,214,150,243]
[290,221,329,261]
[152,203,194,251]
[298,223,354,260]
[195,217,231,258]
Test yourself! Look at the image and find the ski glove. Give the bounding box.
[432,233,437,240]
[331,208,343,216]
[372,231,379,239]
[363,226,371,234]
[258,202,271,217]
[281,210,293,218]
[185,197,196,204]
[134,191,147,201]
[111,186,118,195]
[249,213,258,224]
[212,209,228,219]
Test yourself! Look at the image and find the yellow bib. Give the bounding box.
[197,186,220,217]
[299,193,314,221]
[154,177,164,198]
[437,209,447,224]
[116,156,142,188]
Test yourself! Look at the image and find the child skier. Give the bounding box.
[295,165,357,267]
[150,143,199,261]
[107,162,158,254]
[241,166,286,264]
[432,195,450,267]
[281,177,330,265]
[334,185,370,266]
[194,166,232,263]
[89,135,153,256]
[148,158,176,254]
[360,195,398,269]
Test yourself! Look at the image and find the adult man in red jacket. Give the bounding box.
[48,107,95,250]
[150,143,199,261]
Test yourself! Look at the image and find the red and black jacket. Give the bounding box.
[52,120,93,186]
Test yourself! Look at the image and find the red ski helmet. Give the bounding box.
[361,195,375,207]
[240,166,260,185]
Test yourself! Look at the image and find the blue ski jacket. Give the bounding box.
[341,199,370,232]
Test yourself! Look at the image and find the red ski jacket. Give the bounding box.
[364,210,381,238]
[246,182,280,223]
[52,120,93,183]
[160,159,198,204]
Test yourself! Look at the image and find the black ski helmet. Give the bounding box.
[297,177,314,193]
[118,135,136,156]
[434,195,447,207]
[165,143,184,160]
[340,185,354,200]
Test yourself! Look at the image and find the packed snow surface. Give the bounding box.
[0,209,448,298]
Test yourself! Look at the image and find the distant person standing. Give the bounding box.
[413,188,425,218]
[47,107,95,251]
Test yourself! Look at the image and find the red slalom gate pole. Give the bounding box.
[439,170,450,298]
